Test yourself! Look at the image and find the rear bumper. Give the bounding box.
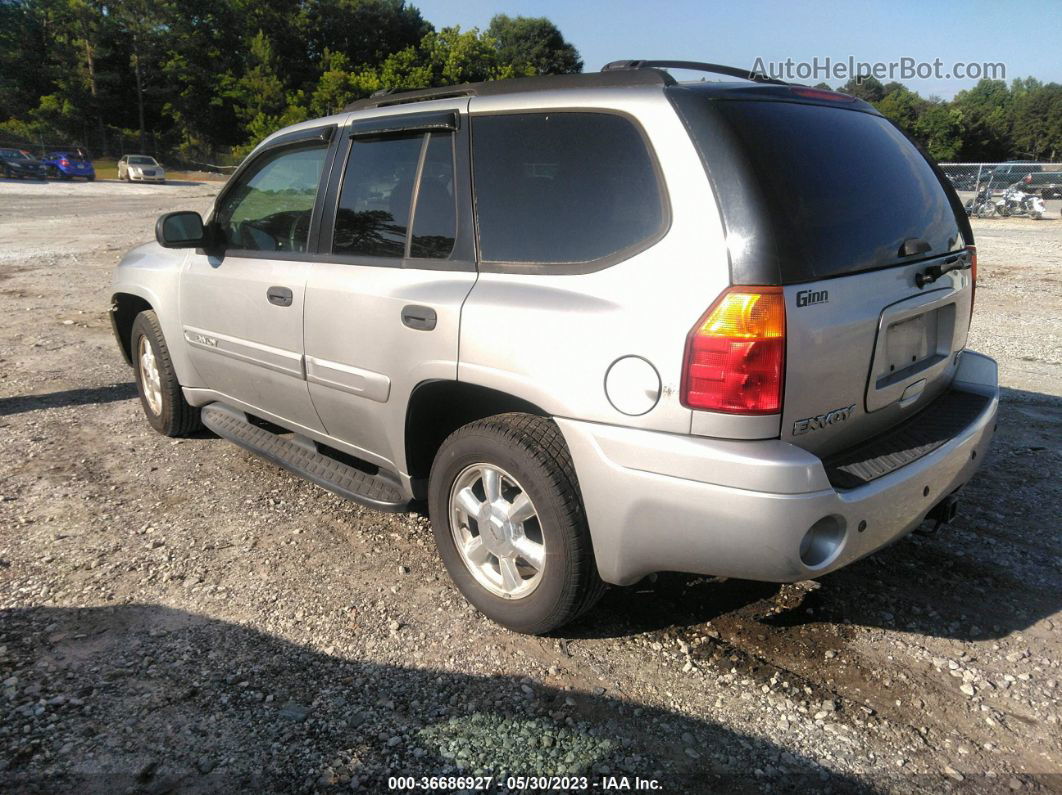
[558,351,999,586]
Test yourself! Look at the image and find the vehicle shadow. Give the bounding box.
[0,382,138,417]
[567,386,1060,643]
[0,604,859,792]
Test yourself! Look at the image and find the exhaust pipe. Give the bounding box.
[916,494,960,535]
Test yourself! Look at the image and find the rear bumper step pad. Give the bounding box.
[823,389,992,489]
[201,403,409,511]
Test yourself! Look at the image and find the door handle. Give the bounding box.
[267,286,293,307]
[401,305,437,331]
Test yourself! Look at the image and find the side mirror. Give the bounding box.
[155,211,206,248]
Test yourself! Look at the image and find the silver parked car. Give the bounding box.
[118,154,165,183]
[110,61,998,634]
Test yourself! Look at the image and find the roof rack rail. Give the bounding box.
[342,69,674,112]
[601,59,789,86]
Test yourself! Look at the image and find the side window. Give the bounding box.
[472,113,664,264]
[332,131,456,260]
[215,144,327,253]
[333,135,422,257]
[411,133,456,258]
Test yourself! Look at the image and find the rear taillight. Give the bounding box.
[681,287,786,414]
[967,245,977,316]
[60,159,70,167]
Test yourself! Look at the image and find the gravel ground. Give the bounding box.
[0,179,1060,793]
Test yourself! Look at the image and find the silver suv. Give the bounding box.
[110,61,998,634]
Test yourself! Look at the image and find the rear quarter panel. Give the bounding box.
[459,87,732,435]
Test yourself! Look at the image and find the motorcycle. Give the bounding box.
[1001,186,1047,220]
[965,185,1005,218]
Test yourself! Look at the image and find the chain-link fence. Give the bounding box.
[938,163,1062,198]
[938,163,1061,219]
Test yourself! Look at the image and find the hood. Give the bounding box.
[115,240,187,273]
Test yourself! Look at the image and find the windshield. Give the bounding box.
[1,149,32,160]
[128,156,157,165]
[669,89,964,284]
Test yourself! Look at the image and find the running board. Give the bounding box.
[200,403,410,511]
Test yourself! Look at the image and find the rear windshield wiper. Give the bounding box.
[915,253,971,288]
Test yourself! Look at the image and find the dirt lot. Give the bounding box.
[1,179,1060,793]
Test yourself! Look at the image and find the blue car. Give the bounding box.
[42,150,95,181]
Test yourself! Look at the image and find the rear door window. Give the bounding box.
[333,131,457,260]
[471,112,665,265]
[410,133,457,259]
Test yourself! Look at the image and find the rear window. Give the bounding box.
[670,91,962,284]
[472,112,665,265]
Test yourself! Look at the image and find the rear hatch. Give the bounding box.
[669,85,973,457]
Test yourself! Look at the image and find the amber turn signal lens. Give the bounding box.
[695,291,785,339]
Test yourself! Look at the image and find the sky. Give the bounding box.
[410,0,1062,99]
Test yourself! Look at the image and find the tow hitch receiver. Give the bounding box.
[917,494,960,534]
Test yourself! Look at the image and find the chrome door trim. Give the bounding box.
[183,326,304,379]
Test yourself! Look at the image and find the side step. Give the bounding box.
[200,403,410,511]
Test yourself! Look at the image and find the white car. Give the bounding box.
[118,154,165,183]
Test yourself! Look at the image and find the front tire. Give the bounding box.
[131,310,202,437]
[428,413,605,634]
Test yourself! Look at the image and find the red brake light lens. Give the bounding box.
[790,87,857,103]
[681,288,786,414]
[60,158,70,166]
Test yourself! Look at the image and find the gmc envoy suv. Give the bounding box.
[110,61,998,633]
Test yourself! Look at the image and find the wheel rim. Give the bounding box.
[449,464,545,600]
[138,335,163,416]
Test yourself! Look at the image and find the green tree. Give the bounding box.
[953,79,1013,161]
[486,14,582,75]
[876,85,924,133]
[840,75,885,103]
[310,51,378,116]
[1010,82,1062,160]
[914,101,964,160]
[322,25,527,106]
[110,0,162,149]
[230,31,308,152]
[299,0,430,72]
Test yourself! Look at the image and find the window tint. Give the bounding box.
[670,90,962,283]
[472,113,663,264]
[410,133,456,259]
[216,144,327,253]
[333,135,423,258]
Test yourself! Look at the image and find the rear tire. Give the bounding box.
[428,413,605,634]
[131,310,202,437]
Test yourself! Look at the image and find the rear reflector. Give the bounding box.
[681,288,785,414]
